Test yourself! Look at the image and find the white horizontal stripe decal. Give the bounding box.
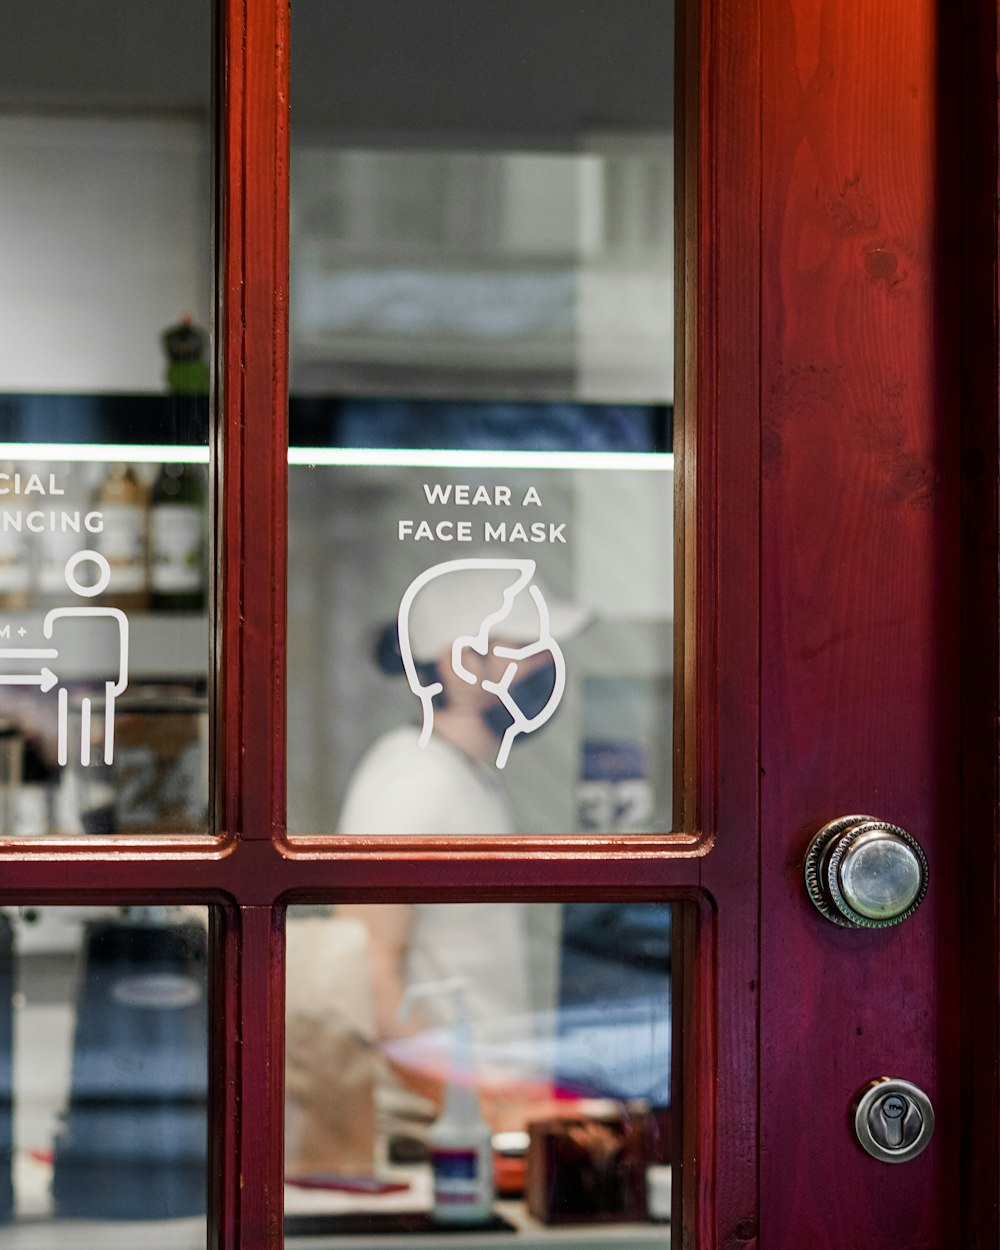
[0,444,673,472]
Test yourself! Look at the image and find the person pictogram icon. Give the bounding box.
[42,550,130,766]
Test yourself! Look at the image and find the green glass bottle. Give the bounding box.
[148,463,206,613]
[161,317,210,396]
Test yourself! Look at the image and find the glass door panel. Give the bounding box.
[284,901,673,1242]
[1,905,210,1246]
[286,1,676,838]
[0,3,213,839]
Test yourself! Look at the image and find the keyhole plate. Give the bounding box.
[854,1078,935,1164]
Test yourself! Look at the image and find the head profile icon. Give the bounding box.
[397,557,585,769]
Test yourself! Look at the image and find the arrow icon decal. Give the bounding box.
[0,667,58,691]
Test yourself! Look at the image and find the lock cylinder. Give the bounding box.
[853,1078,935,1163]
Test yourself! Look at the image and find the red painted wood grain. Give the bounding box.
[758,1,963,1245]
[0,2,997,1248]
[218,0,289,849]
[684,0,764,1243]
[958,0,1000,1246]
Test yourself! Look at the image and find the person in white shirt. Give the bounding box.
[336,561,587,1144]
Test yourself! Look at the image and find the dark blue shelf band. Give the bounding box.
[0,394,672,455]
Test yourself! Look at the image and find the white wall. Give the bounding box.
[0,115,210,393]
[290,142,674,402]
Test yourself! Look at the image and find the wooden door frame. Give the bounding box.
[959,0,1000,1244]
[690,0,1000,1243]
[0,0,998,1247]
[745,0,999,1245]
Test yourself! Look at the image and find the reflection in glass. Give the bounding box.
[289,1,673,403]
[0,457,209,838]
[0,3,212,839]
[2,906,207,1244]
[285,902,672,1238]
[287,0,675,837]
[289,443,672,837]
[0,5,212,394]
[291,145,673,402]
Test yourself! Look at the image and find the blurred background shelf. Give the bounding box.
[0,614,206,683]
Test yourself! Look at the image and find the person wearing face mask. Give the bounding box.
[321,562,589,1162]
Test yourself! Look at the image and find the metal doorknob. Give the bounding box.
[804,815,928,928]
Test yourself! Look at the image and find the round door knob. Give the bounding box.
[804,816,928,928]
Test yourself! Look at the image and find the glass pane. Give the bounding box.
[2,905,209,1246]
[0,4,212,838]
[287,1,675,837]
[284,902,672,1242]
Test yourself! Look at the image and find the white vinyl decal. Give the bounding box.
[0,550,129,766]
[397,557,566,769]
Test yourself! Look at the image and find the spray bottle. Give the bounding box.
[400,977,495,1225]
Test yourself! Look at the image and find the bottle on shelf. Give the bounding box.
[161,317,210,396]
[153,316,210,613]
[0,722,24,839]
[0,461,32,611]
[148,463,207,613]
[14,736,57,837]
[400,977,495,1226]
[37,463,91,607]
[93,463,149,611]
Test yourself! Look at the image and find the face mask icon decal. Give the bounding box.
[397,557,570,769]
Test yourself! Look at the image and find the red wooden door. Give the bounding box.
[756,0,959,1235]
[1,1,998,1248]
[697,0,999,1245]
